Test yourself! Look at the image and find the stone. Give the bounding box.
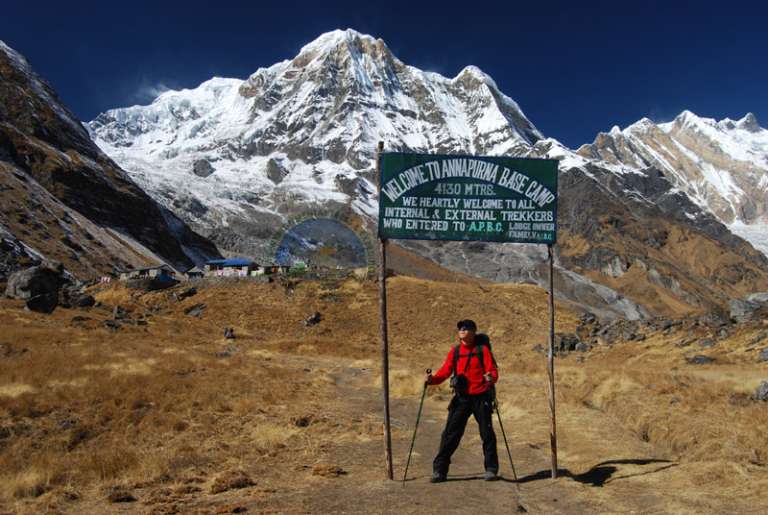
[698,338,716,348]
[575,342,590,352]
[757,349,768,363]
[292,415,313,427]
[103,320,120,332]
[730,295,768,323]
[215,344,239,358]
[174,287,197,301]
[5,265,66,313]
[58,285,95,308]
[304,312,322,326]
[266,158,288,184]
[686,355,715,365]
[0,342,28,358]
[192,159,215,178]
[755,381,768,402]
[25,293,58,313]
[699,311,730,328]
[555,333,580,352]
[750,332,767,346]
[224,327,236,339]
[184,303,206,317]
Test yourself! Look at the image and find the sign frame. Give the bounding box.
[377,151,558,245]
[376,144,560,482]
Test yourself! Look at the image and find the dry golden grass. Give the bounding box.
[1,275,767,513]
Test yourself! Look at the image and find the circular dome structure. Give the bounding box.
[274,218,368,268]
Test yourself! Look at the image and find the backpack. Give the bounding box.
[450,333,498,394]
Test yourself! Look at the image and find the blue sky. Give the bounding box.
[2,0,766,147]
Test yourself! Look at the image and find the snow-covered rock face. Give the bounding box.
[88,29,542,257]
[577,110,768,253]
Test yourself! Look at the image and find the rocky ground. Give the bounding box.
[1,271,768,514]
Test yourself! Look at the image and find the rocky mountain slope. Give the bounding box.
[87,29,768,318]
[578,111,768,253]
[0,41,220,281]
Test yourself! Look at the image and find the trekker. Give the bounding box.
[425,319,499,482]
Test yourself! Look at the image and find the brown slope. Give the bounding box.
[0,41,220,280]
[555,163,768,317]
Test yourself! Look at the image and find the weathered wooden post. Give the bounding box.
[376,141,394,480]
[547,243,558,478]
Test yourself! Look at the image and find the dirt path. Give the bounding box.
[191,355,702,514]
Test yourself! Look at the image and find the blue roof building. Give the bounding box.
[205,258,254,267]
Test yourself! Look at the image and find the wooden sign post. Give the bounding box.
[376,141,394,480]
[547,244,558,478]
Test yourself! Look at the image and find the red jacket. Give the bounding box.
[430,340,498,395]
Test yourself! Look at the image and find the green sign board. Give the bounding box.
[378,153,558,244]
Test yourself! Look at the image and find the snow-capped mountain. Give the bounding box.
[88,29,768,318]
[0,40,220,279]
[578,111,768,253]
[88,29,541,257]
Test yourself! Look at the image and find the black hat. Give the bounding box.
[456,319,477,331]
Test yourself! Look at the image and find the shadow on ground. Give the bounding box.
[515,459,677,487]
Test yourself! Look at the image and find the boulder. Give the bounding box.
[749,332,767,346]
[174,287,197,301]
[58,285,95,308]
[730,293,768,323]
[5,265,66,313]
[184,303,206,317]
[266,158,288,184]
[686,354,715,365]
[757,349,768,363]
[755,381,768,402]
[192,159,215,178]
[304,312,322,327]
[555,333,580,352]
[25,294,58,313]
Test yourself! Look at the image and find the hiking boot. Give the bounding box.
[484,470,499,481]
[430,472,447,483]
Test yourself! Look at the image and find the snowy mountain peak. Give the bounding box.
[578,108,768,252]
[299,28,380,53]
[455,65,496,87]
[737,112,761,132]
[0,40,30,71]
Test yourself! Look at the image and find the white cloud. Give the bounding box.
[133,81,173,103]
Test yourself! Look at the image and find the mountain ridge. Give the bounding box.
[83,29,768,317]
[0,39,221,280]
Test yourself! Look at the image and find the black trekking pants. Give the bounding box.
[433,389,498,475]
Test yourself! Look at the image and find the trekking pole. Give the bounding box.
[492,390,519,482]
[402,368,431,485]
